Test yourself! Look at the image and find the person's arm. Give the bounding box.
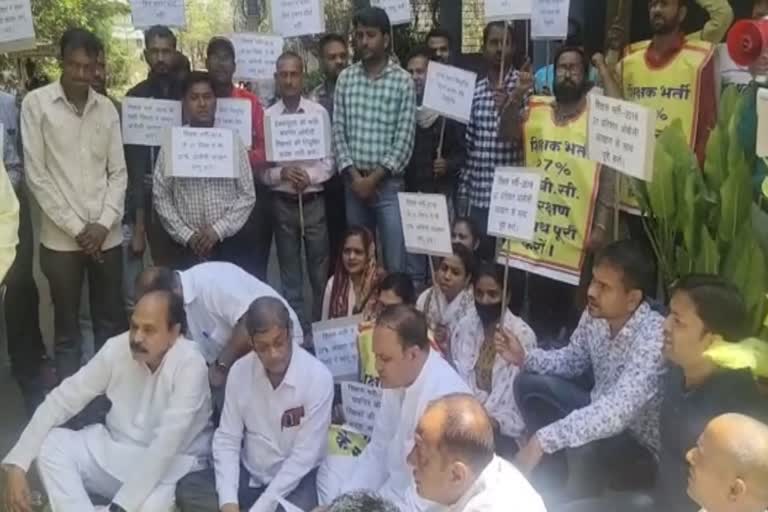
[213,363,247,509]
[97,110,127,231]
[0,165,19,282]
[380,76,416,177]
[250,369,334,512]
[21,94,85,238]
[211,140,256,241]
[112,359,211,511]
[248,98,267,167]
[524,312,592,378]
[692,0,734,43]
[332,73,353,173]
[152,147,195,245]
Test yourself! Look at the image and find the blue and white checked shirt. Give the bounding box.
[460,71,526,210]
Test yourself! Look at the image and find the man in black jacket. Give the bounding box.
[123,25,181,267]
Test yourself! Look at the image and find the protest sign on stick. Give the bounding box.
[398,193,453,258]
[370,0,412,25]
[485,0,532,21]
[265,111,330,161]
[170,127,235,178]
[422,62,477,124]
[531,0,570,40]
[341,381,383,437]
[122,98,182,146]
[215,98,252,148]
[0,0,35,51]
[231,33,284,81]
[271,0,325,37]
[312,316,362,381]
[130,0,186,28]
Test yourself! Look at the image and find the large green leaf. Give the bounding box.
[703,123,727,192]
[680,171,708,253]
[719,85,741,128]
[695,226,720,274]
[718,146,753,245]
[648,141,677,223]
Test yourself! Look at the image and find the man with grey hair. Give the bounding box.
[319,491,401,512]
[177,297,333,512]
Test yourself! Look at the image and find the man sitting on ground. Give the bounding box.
[408,393,546,512]
[177,297,332,512]
[2,290,212,512]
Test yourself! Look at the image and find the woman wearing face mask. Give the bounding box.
[416,244,476,355]
[322,226,379,320]
[451,262,537,454]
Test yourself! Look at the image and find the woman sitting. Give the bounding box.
[451,262,537,455]
[416,243,476,355]
[322,226,379,320]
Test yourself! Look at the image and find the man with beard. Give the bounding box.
[425,28,452,64]
[1,290,213,512]
[124,25,182,266]
[499,47,618,341]
[496,240,665,502]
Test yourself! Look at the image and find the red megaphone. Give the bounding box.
[727,19,768,66]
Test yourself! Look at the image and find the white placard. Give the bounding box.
[122,98,182,147]
[398,192,453,257]
[0,0,34,50]
[271,0,325,37]
[758,89,768,158]
[170,127,235,178]
[421,62,477,124]
[265,112,330,161]
[531,0,570,40]
[487,168,541,241]
[312,316,362,381]
[587,94,655,181]
[370,0,412,25]
[341,381,383,438]
[129,0,186,28]
[215,98,252,148]
[231,33,284,81]
[485,0,532,21]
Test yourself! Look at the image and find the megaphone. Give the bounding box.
[727,18,768,66]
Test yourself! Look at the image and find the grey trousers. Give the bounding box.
[176,466,318,512]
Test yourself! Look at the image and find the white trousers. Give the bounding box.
[37,428,176,512]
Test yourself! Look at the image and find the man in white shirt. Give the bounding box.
[176,297,333,512]
[136,262,304,411]
[264,51,333,333]
[318,305,471,511]
[21,28,127,381]
[1,289,213,512]
[408,393,546,512]
[687,413,768,512]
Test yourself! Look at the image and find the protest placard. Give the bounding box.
[0,0,34,51]
[271,0,324,37]
[122,98,182,147]
[487,168,541,242]
[265,111,330,161]
[312,316,362,381]
[370,0,412,25]
[170,127,235,178]
[421,62,477,124]
[531,0,570,40]
[398,193,453,258]
[129,0,185,28]
[485,0,532,21]
[341,381,383,438]
[231,33,284,81]
[587,94,655,181]
[758,89,768,158]
[215,98,252,148]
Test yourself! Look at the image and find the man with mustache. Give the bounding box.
[496,240,664,502]
[2,289,213,512]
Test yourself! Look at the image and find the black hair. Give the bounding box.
[206,36,235,60]
[473,261,504,287]
[426,28,452,45]
[554,45,589,75]
[673,275,749,341]
[327,491,400,512]
[318,33,348,55]
[376,304,430,350]
[60,28,102,59]
[452,216,481,243]
[430,393,495,473]
[245,296,291,336]
[144,25,177,49]
[173,51,191,73]
[276,50,304,69]
[445,243,477,279]
[181,71,214,97]
[482,21,514,47]
[353,6,392,36]
[406,45,434,64]
[594,239,656,298]
[136,266,177,296]
[136,288,187,335]
[379,273,416,305]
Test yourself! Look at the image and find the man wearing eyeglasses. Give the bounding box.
[176,297,333,512]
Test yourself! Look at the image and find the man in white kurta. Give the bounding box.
[318,305,470,511]
[1,290,212,512]
[408,394,546,512]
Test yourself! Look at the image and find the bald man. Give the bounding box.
[407,393,546,512]
[687,414,768,512]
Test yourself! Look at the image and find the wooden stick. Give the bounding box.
[436,118,447,159]
[499,20,508,87]
[428,256,442,317]
[613,175,620,241]
[500,239,511,320]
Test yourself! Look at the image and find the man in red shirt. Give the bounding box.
[206,37,271,279]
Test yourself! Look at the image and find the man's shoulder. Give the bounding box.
[422,351,471,395]
[125,78,156,98]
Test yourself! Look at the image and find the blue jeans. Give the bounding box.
[344,176,406,273]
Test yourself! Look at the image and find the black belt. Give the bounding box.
[275,191,324,203]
